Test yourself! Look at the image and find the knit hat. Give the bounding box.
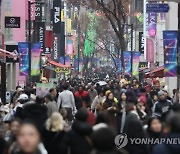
[158,90,165,96]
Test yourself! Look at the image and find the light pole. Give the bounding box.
[28,0,45,82]
[123,23,134,79]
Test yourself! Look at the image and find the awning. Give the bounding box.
[144,66,164,78]
[150,66,164,78]
[139,67,149,72]
[47,60,71,68]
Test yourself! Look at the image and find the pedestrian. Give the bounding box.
[8,122,48,154]
[123,103,148,154]
[118,92,128,112]
[146,117,162,153]
[22,99,48,132]
[152,90,172,119]
[63,108,93,154]
[44,93,58,117]
[74,85,91,109]
[102,91,118,111]
[5,118,22,148]
[42,112,67,154]
[88,84,98,105]
[152,113,180,154]
[91,89,106,113]
[91,123,128,154]
[49,88,58,102]
[57,83,76,124]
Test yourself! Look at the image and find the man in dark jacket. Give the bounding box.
[63,108,93,154]
[152,91,172,118]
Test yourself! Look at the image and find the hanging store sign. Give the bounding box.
[139,32,144,54]
[31,43,41,76]
[54,67,69,73]
[52,34,60,61]
[123,51,132,76]
[163,31,178,77]
[53,0,61,33]
[37,22,45,53]
[148,12,157,37]
[18,42,29,76]
[132,52,141,76]
[5,16,20,28]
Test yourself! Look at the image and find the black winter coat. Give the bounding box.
[63,120,93,154]
[42,129,67,154]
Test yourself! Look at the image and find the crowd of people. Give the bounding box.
[0,73,180,154]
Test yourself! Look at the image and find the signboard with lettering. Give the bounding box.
[146,3,169,13]
[5,16,20,28]
[44,47,51,55]
[139,62,148,69]
[36,22,45,53]
[53,0,61,33]
[139,32,144,54]
[54,67,70,73]
[52,34,60,61]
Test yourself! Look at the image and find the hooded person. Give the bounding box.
[22,100,48,132]
[90,123,128,154]
[63,108,93,154]
[152,113,180,154]
[42,112,67,154]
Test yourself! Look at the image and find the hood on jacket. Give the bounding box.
[72,120,92,136]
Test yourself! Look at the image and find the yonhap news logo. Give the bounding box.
[115,133,180,149]
[114,133,128,149]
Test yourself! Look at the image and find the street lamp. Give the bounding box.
[28,0,46,82]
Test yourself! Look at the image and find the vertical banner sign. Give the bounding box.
[132,52,140,76]
[53,0,61,33]
[52,34,60,61]
[35,0,42,21]
[31,43,41,76]
[18,42,29,76]
[66,36,73,55]
[148,12,157,37]
[139,32,144,54]
[37,22,45,53]
[123,51,132,76]
[163,31,178,77]
[115,58,122,73]
[31,0,35,20]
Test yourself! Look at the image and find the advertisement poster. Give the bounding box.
[18,42,29,76]
[66,36,74,55]
[36,83,55,97]
[31,43,41,76]
[163,31,178,77]
[115,58,122,73]
[123,51,132,76]
[148,12,157,37]
[132,52,140,76]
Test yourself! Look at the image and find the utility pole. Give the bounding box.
[28,0,32,82]
[131,24,134,81]
[77,1,80,73]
